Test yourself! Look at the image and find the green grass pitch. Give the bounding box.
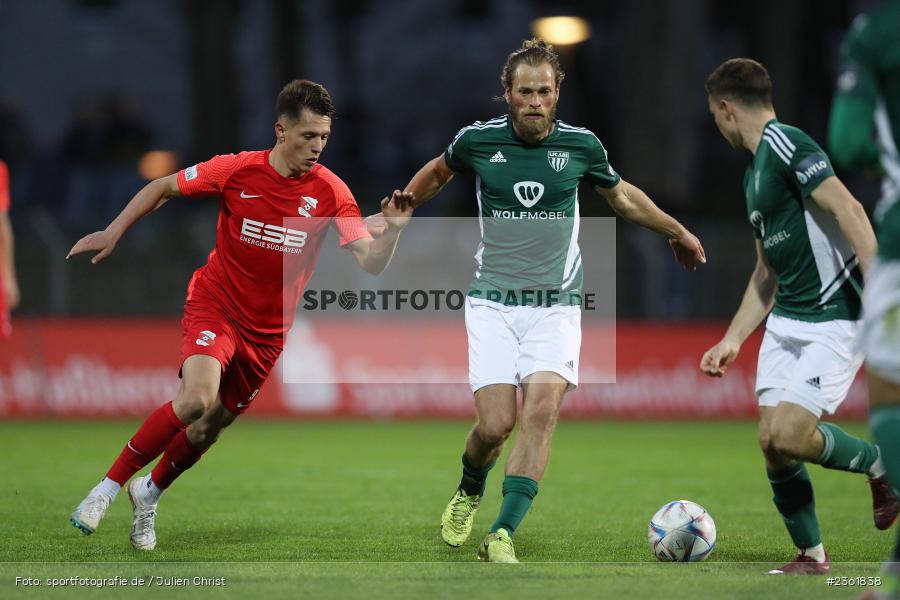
[0,420,894,599]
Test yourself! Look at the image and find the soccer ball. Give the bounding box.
[647,500,716,562]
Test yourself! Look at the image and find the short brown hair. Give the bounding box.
[705,58,773,108]
[276,80,336,121]
[500,38,565,90]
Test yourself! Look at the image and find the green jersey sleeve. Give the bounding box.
[828,13,881,171]
[585,136,621,189]
[787,134,835,198]
[444,126,474,173]
[837,15,880,104]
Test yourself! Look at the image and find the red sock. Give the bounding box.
[106,402,186,485]
[150,430,208,489]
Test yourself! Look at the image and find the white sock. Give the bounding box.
[870,448,886,479]
[800,543,826,562]
[92,477,120,500]
[140,476,164,505]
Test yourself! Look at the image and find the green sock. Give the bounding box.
[458,453,494,497]
[816,422,879,474]
[768,462,821,549]
[871,406,900,491]
[490,475,539,536]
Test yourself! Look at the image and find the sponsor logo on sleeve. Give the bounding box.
[793,154,829,186]
[184,165,198,181]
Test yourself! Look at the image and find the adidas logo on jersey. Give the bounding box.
[805,376,821,389]
[490,151,507,163]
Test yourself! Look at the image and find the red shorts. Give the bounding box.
[181,302,283,414]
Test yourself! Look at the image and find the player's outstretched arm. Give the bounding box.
[595,179,706,270]
[67,174,180,264]
[347,190,414,275]
[809,176,877,276]
[400,154,455,210]
[700,240,776,377]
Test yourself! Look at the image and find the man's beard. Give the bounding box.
[510,105,556,137]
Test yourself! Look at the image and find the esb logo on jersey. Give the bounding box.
[240,218,308,248]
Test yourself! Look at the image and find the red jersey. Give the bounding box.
[0,160,9,213]
[177,150,369,342]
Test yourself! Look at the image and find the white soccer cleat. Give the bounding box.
[70,491,112,535]
[128,476,158,551]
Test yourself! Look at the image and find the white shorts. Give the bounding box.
[465,296,581,392]
[756,313,863,417]
[859,259,900,384]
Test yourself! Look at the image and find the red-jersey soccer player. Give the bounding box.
[67,80,413,550]
[0,159,18,338]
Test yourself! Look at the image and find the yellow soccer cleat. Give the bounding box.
[477,528,518,563]
[440,489,481,547]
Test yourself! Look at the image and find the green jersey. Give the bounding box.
[836,0,900,259]
[444,115,619,306]
[745,119,862,322]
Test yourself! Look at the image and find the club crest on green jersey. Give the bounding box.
[547,150,569,172]
[750,210,766,238]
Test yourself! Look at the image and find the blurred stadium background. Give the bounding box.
[0,0,878,420]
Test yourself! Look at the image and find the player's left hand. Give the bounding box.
[668,230,706,271]
[379,189,415,233]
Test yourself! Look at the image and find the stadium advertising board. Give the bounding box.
[0,319,867,419]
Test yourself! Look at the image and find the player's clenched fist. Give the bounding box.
[700,339,739,377]
[67,230,118,264]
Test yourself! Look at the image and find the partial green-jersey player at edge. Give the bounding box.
[829,1,900,593]
[701,58,898,575]
[397,38,706,563]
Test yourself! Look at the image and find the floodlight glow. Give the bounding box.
[531,16,590,46]
[138,150,178,181]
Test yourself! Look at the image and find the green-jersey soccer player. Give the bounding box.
[399,38,705,563]
[700,58,897,575]
[829,0,900,593]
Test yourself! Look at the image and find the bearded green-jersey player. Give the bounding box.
[399,39,705,563]
[701,58,897,575]
[829,1,900,593]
